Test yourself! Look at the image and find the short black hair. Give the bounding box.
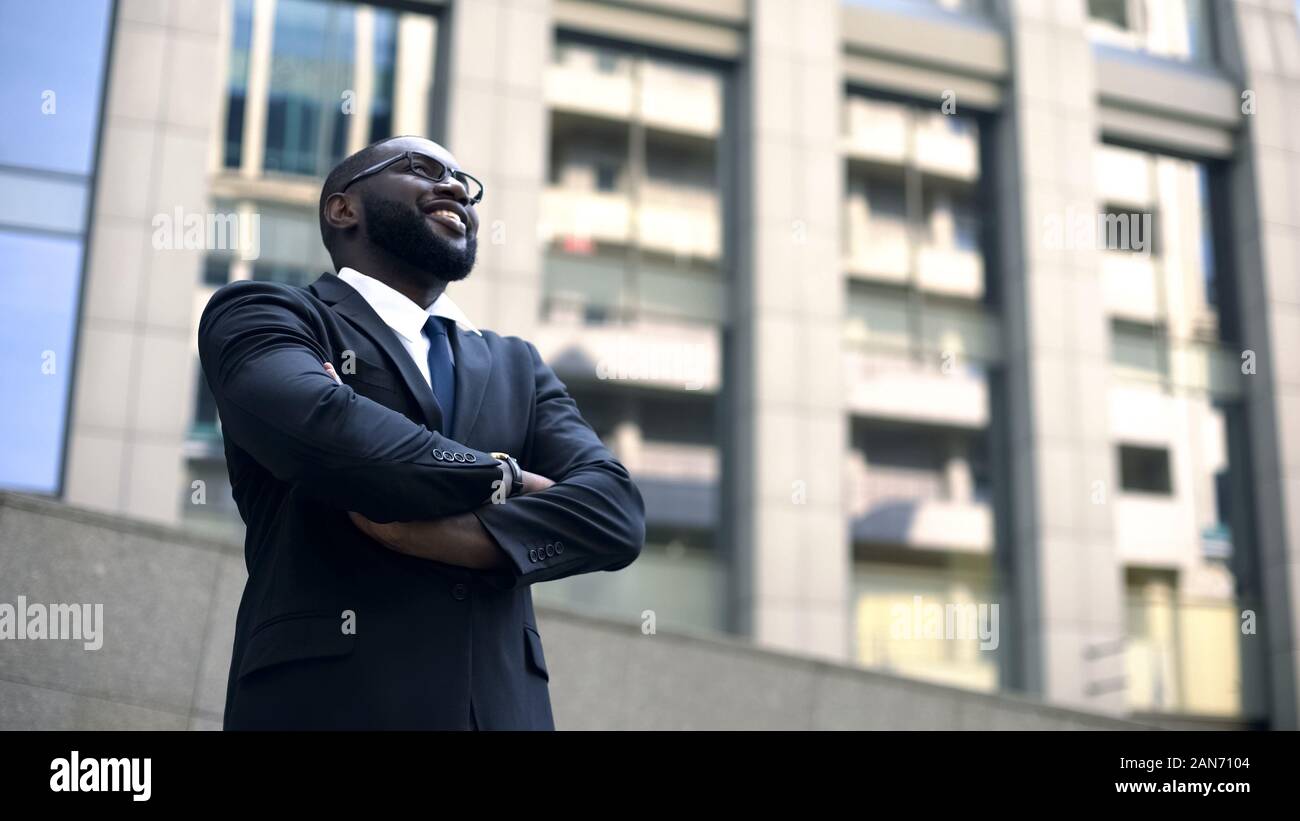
[318,136,406,261]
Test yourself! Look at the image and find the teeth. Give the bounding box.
[432,209,463,226]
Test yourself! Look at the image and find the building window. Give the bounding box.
[1111,319,1168,381]
[263,0,359,176]
[1098,146,1235,399]
[532,385,725,634]
[1086,0,1213,63]
[594,161,619,193]
[843,94,987,302]
[543,37,726,326]
[191,365,220,439]
[252,262,316,288]
[595,50,620,74]
[224,0,255,169]
[0,0,112,494]
[222,0,418,179]
[1088,0,1129,28]
[203,255,232,287]
[368,10,398,145]
[1119,445,1173,494]
[1099,204,1158,255]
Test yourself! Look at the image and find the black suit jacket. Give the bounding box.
[197,272,644,730]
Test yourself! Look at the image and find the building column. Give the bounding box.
[997,0,1125,712]
[439,0,551,340]
[728,0,847,661]
[1220,0,1300,730]
[63,0,226,524]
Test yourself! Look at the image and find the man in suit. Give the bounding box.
[198,135,645,730]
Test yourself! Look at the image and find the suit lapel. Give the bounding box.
[309,272,444,431]
[448,326,492,443]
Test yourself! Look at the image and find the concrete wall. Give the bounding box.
[0,491,1154,730]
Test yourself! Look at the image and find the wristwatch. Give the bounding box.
[491,452,524,497]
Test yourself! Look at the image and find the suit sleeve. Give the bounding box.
[198,280,503,522]
[473,342,645,588]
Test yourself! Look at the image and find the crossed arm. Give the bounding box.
[319,362,556,570]
[199,280,644,587]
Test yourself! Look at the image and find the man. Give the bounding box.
[198,135,645,730]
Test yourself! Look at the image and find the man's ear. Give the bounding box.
[324,192,360,231]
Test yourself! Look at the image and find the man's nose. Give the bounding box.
[434,175,470,205]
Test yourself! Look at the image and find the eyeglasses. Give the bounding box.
[341,150,484,205]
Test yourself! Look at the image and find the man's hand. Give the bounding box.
[521,470,554,494]
[349,461,553,569]
[329,357,558,569]
[349,511,505,570]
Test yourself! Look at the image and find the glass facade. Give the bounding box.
[1087,0,1214,63]
[223,0,255,169]
[543,39,725,326]
[842,90,1003,691]
[0,0,112,493]
[532,36,729,633]
[1096,143,1260,719]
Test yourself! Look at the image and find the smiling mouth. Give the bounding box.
[427,209,467,235]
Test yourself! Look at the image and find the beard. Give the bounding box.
[360,192,477,282]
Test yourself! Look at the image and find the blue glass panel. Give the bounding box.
[0,0,113,175]
[0,231,83,492]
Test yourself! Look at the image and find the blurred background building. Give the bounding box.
[3,0,1300,728]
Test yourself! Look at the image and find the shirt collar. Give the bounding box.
[337,267,482,342]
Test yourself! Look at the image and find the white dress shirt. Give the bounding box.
[337,266,481,390]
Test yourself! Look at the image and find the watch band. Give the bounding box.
[491,452,524,497]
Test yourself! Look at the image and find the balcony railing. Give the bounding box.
[541,186,721,261]
[546,58,721,137]
[846,456,993,552]
[843,349,990,428]
[1110,334,1246,399]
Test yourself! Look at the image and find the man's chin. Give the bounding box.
[440,264,474,283]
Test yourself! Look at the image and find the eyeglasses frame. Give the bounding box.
[339,149,484,205]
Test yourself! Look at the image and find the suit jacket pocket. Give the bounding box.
[238,611,356,681]
[523,624,549,681]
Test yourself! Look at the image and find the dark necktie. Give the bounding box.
[423,315,456,434]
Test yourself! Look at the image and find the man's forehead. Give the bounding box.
[381,137,458,168]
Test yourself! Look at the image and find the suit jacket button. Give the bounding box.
[432,449,444,461]
[554,541,564,554]
[452,583,468,601]
[453,452,465,462]
[528,548,538,563]
[466,453,477,462]
[545,543,555,557]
